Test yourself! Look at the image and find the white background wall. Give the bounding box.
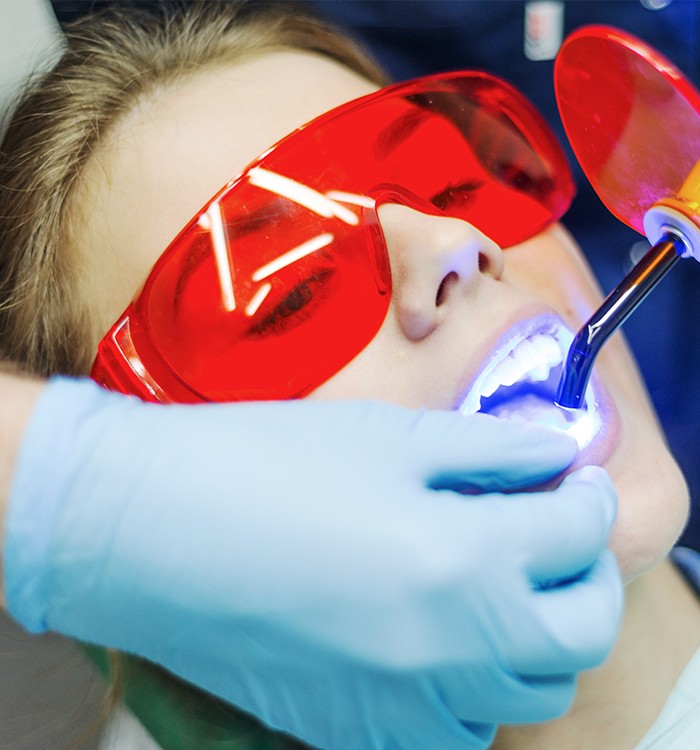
[0,0,63,112]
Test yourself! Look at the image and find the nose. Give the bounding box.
[377,203,504,341]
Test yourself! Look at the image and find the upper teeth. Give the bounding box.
[459,329,571,416]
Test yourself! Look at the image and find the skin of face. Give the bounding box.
[73,50,688,583]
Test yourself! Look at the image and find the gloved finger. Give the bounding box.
[412,412,578,491]
[510,550,623,676]
[384,678,498,750]
[434,662,577,725]
[302,676,498,750]
[526,466,617,583]
[373,709,495,750]
[491,673,577,724]
[476,465,617,583]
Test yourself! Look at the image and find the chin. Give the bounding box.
[608,443,689,583]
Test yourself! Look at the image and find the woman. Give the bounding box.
[0,2,697,749]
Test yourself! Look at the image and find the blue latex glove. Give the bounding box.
[4,377,622,750]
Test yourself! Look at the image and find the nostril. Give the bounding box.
[478,241,505,280]
[435,271,459,306]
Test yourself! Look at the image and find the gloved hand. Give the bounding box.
[4,377,622,750]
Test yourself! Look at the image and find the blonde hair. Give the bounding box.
[0,0,387,376]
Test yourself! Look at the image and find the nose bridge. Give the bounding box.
[377,202,504,340]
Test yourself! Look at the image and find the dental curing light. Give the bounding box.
[552,25,700,409]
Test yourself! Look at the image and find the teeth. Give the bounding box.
[527,362,552,382]
[530,333,562,364]
[525,334,563,382]
[514,338,541,370]
[486,353,528,391]
[480,372,502,399]
[459,330,569,416]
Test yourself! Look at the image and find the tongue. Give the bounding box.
[486,393,576,431]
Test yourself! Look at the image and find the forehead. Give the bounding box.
[76,50,378,334]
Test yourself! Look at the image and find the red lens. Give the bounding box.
[92,72,574,402]
[132,197,390,401]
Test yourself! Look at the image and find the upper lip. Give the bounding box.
[457,311,574,416]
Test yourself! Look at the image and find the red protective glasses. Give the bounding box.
[91,71,574,403]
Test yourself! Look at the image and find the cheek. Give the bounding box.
[308,325,402,403]
[502,230,605,329]
[308,320,455,409]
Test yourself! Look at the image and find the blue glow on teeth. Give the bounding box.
[490,390,601,450]
[459,326,602,450]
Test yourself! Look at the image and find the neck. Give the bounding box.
[492,557,700,750]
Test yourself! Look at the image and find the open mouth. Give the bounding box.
[458,325,602,450]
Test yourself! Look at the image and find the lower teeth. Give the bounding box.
[484,392,600,450]
[487,394,576,431]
